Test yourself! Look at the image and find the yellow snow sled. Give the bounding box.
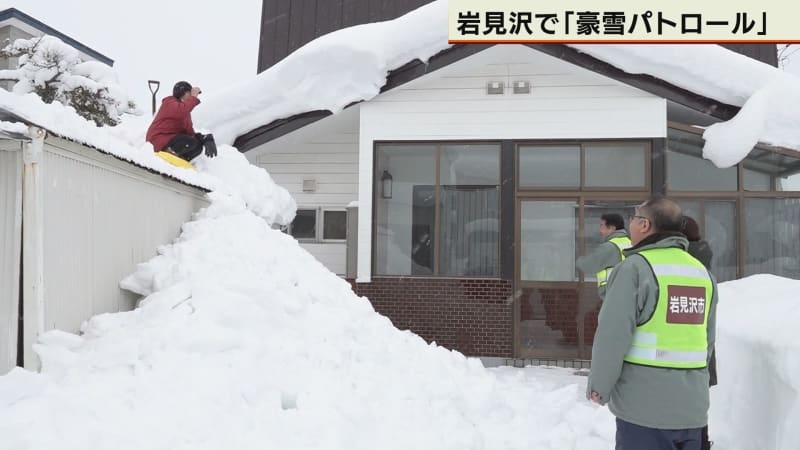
[156,151,195,170]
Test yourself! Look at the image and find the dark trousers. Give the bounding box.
[166,134,215,161]
[616,419,703,450]
[700,426,711,450]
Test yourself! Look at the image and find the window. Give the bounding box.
[289,209,316,240]
[744,198,800,279]
[519,142,649,190]
[677,200,738,282]
[667,128,737,191]
[742,147,800,192]
[584,143,647,188]
[375,143,500,277]
[520,201,577,281]
[323,210,347,240]
[519,145,580,188]
[287,208,348,242]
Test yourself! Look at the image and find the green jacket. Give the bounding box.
[576,229,629,299]
[587,233,718,430]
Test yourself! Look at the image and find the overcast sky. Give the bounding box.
[4,1,800,114]
[2,0,262,111]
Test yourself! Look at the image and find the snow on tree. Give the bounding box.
[0,35,137,126]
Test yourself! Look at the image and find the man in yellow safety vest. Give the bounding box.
[587,197,718,449]
[577,213,631,300]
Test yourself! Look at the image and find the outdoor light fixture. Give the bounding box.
[148,80,161,115]
[486,81,504,95]
[381,170,393,199]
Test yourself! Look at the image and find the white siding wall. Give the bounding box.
[248,106,360,276]
[40,137,208,335]
[0,142,22,373]
[356,45,667,281]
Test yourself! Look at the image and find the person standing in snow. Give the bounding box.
[587,197,718,450]
[681,215,716,450]
[576,213,631,300]
[146,81,217,161]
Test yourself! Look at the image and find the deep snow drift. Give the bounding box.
[0,194,615,450]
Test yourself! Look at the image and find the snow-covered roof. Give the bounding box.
[198,0,800,169]
[0,89,297,227]
[0,89,217,191]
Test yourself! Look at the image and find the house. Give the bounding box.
[220,1,800,363]
[0,8,114,90]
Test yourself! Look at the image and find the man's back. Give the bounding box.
[588,233,718,430]
[146,96,200,152]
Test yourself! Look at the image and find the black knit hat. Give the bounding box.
[173,81,192,98]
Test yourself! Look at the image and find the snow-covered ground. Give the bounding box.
[0,186,797,449]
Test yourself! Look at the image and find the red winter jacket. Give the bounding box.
[146,96,201,152]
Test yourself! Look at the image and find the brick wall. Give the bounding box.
[350,277,514,357]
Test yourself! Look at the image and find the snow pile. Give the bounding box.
[710,275,800,450]
[569,45,800,168]
[0,193,614,450]
[195,0,451,146]
[0,89,295,226]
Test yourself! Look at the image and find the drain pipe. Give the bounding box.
[21,125,45,370]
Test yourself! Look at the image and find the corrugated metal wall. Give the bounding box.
[0,142,22,373]
[40,137,208,335]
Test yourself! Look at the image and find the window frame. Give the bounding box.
[372,141,503,278]
[286,207,349,243]
[516,139,652,192]
[321,208,348,242]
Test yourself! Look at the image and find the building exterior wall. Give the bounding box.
[248,106,360,276]
[39,137,208,338]
[351,277,514,356]
[357,45,666,282]
[0,141,22,373]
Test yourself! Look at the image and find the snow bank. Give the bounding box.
[0,89,295,226]
[711,275,800,450]
[0,193,614,450]
[195,1,451,146]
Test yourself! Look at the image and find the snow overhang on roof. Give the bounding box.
[199,0,800,169]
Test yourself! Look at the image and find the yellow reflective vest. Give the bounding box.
[596,236,632,287]
[623,247,713,369]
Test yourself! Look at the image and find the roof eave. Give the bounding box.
[235,43,742,151]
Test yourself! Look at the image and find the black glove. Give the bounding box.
[203,135,217,158]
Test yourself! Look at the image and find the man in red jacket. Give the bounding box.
[146,81,217,161]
